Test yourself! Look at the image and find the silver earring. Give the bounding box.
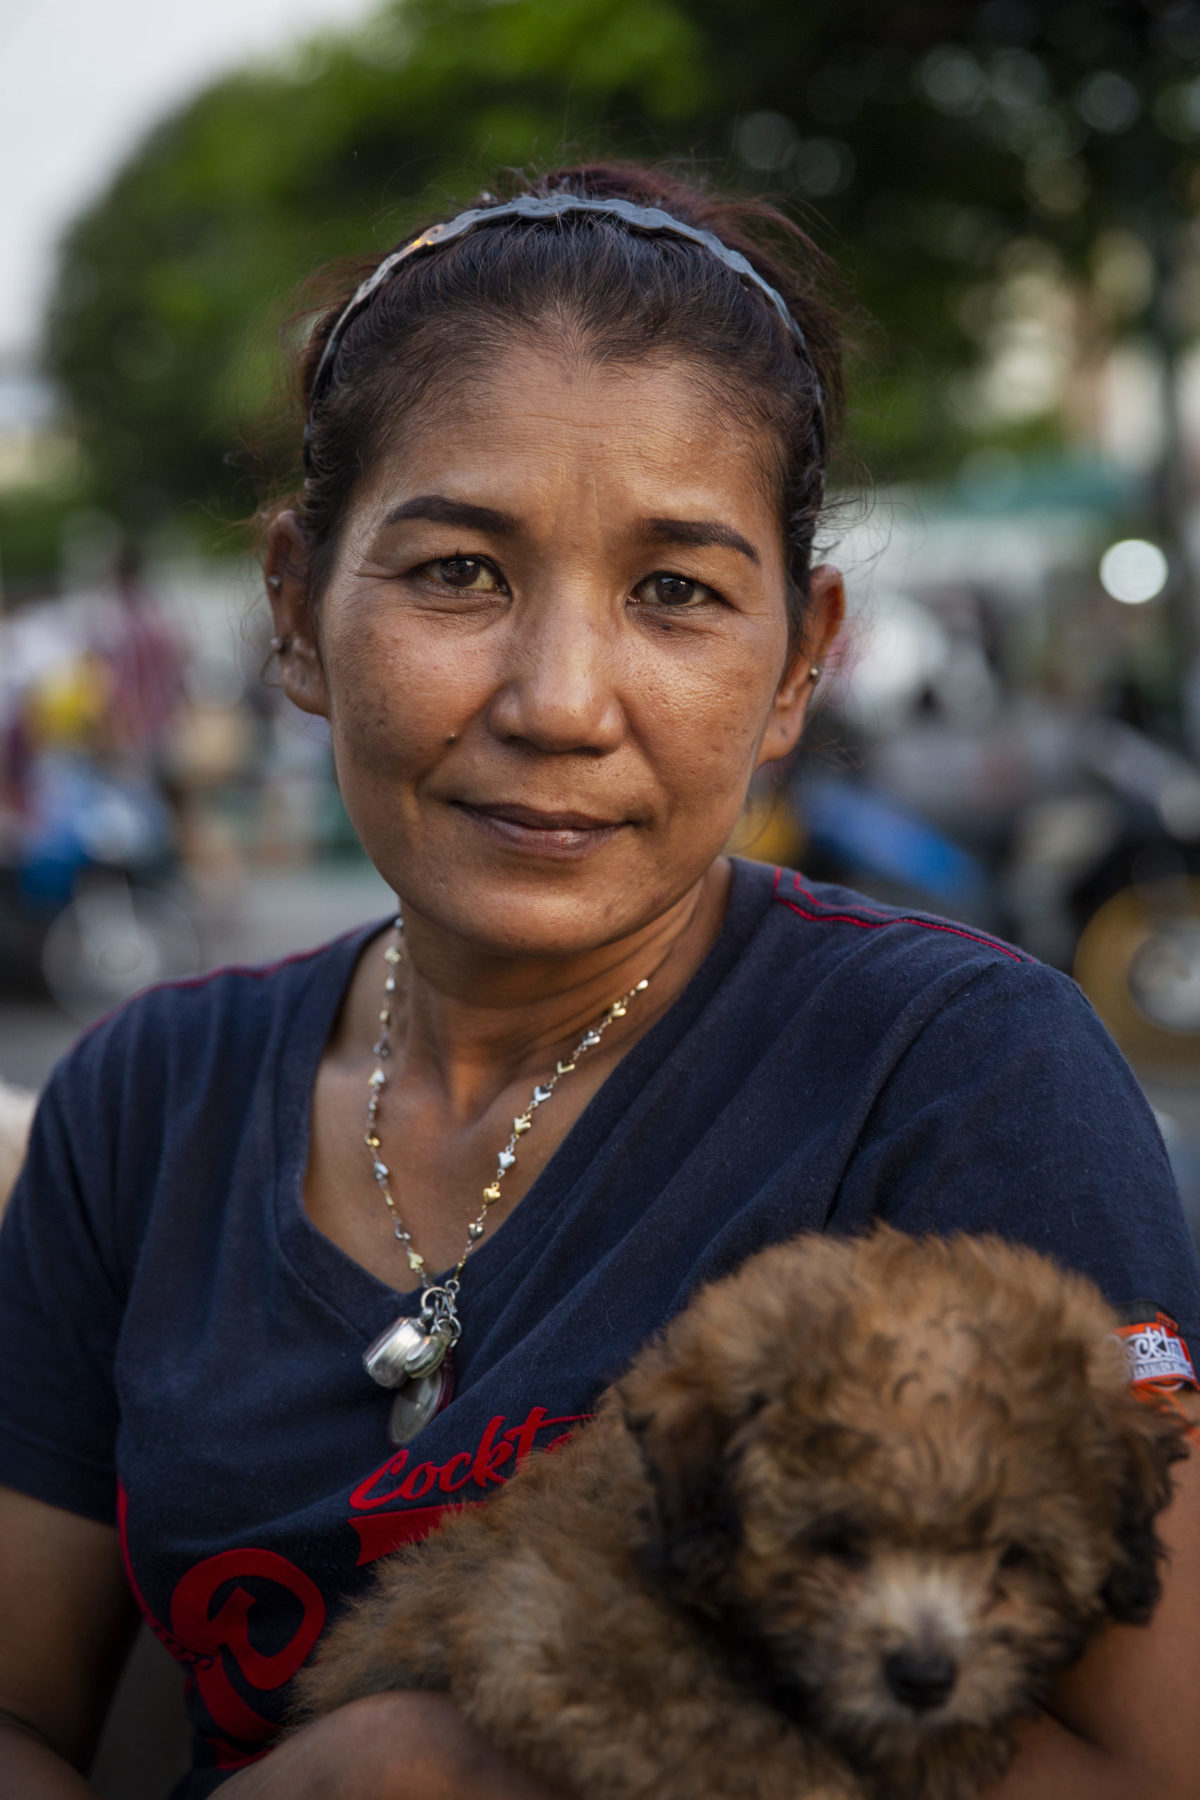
[270,635,289,653]
[267,575,282,592]
[809,663,822,682]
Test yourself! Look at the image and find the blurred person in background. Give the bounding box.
[0,164,1197,1800]
[0,556,188,1013]
[99,539,187,777]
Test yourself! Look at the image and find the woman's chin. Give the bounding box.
[381,854,710,966]
[401,890,658,963]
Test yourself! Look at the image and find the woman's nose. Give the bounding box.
[487,593,625,755]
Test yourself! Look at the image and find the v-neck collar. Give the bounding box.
[271,859,774,1340]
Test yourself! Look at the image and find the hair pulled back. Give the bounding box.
[287,162,845,645]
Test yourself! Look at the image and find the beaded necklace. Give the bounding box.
[361,916,651,1443]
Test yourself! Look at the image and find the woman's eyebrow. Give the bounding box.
[642,517,760,565]
[383,494,518,535]
[380,497,760,565]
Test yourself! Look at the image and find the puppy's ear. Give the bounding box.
[617,1337,767,1619]
[615,1233,862,1616]
[1098,1395,1187,1624]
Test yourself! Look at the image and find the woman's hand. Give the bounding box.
[219,1692,559,1800]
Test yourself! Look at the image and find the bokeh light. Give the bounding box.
[1098,538,1169,604]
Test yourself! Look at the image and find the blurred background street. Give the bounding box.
[4,0,1200,1247]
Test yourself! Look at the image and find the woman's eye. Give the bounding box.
[429,556,502,592]
[631,573,714,609]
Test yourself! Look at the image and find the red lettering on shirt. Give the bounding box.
[169,1549,326,1746]
[117,1405,591,1767]
[470,1414,515,1486]
[504,1404,551,1463]
[397,1460,440,1501]
[348,1406,589,1514]
[348,1448,411,1510]
[438,1449,473,1492]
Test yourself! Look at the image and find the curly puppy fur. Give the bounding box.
[295,1228,1186,1800]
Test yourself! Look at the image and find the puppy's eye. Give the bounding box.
[998,1542,1033,1571]
[808,1526,868,1569]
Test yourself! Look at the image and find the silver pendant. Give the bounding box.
[364,1311,456,1389]
[387,1357,454,1445]
[402,1323,453,1378]
[363,1316,434,1389]
[366,1287,461,1442]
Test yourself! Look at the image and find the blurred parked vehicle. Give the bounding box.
[788,723,1200,1079]
[0,574,201,1018]
[731,575,1200,1082]
[0,747,199,1020]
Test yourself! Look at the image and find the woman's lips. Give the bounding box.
[454,801,627,858]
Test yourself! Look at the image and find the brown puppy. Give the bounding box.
[295,1228,1186,1800]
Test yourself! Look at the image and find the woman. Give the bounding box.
[0,164,1197,1800]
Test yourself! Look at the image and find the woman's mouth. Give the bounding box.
[454,801,627,858]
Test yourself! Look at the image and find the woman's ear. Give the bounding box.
[756,563,845,770]
[264,511,330,719]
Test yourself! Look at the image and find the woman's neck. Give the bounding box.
[331,860,732,1122]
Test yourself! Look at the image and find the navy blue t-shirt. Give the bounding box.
[1,859,1198,1796]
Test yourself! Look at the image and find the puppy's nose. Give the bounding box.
[883,1648,957,1711]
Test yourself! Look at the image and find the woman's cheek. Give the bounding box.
[327,633,464,774]
[642,652,779,806]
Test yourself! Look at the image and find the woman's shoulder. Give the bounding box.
[49,916,385,1103]
[730,868,1200,1343]
[5,919,387,1302]
[722,859,1135,1137]
[763,863,1034,972]
[732,859,1067,1032]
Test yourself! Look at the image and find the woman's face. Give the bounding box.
[271,343,842,960]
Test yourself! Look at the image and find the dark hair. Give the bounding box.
[279,162,845,647]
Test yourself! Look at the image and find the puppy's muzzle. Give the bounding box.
[883,1646,958,1712]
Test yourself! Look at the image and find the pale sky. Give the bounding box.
[0,0,377,361]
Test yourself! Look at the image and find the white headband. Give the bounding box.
[304,192,824,468]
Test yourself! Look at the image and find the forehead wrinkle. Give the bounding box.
[362,343,788,579]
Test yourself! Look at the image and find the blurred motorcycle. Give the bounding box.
[0,751,199,1021]
[736,715,1200,1081]
[1064,721,1200,1075]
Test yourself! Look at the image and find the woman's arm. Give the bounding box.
[11,1407,1191,1800]
[0,1484,554,1800]
[989,1396,1200,1800]
[0,1485,138,1797]
[219,1693,558,1800]
[217,1410,1200,1800]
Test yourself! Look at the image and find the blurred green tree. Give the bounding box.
[42,0,1200,536]
[44,0,713,531]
